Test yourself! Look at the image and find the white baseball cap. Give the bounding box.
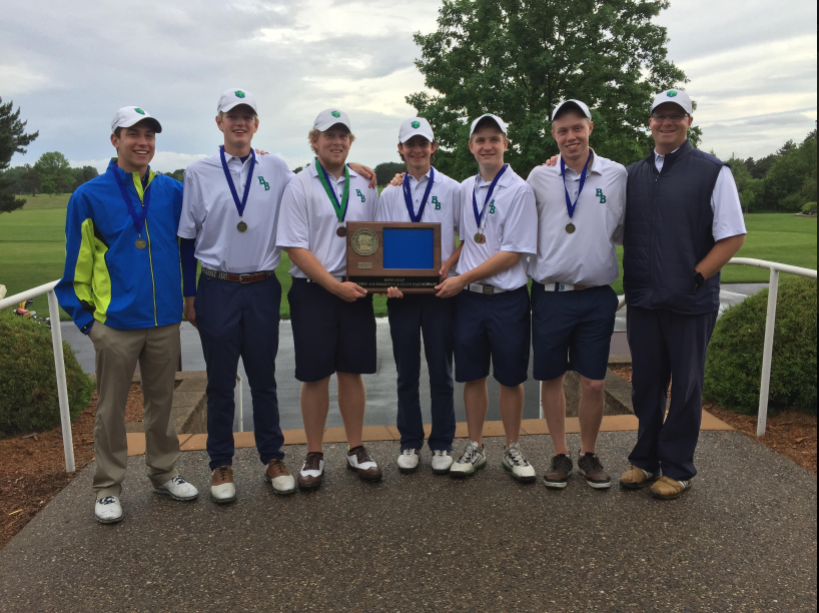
[111,106,162,134]
[217,88,258,114]
[651,89,693,115]
[469,113,508,137]
[314,109,352,132]
[399,117,435,144]
[551,99,592,122]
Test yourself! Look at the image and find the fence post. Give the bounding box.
[47,290,76,473]
[757,269,780,437]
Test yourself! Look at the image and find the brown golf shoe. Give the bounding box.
[346,446,382,482]
[650,476,692,500]
[210,466,236,504]
[619,465,658,490]
[265,459,297,495]
[297,452,325,490]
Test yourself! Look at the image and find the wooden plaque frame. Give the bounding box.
[346,221,442,294]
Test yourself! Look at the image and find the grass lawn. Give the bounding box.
[1,198,815,322]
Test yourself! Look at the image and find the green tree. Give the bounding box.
[70,165,99,191]
[22,164,40,196]
[727,156,762,212]
[34,151,74,196]
[407,0,697,179]
[0,98,39,213]
[764,131,817,212]
[374,161,407,186]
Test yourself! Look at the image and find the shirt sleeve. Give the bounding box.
[53,190,97,334]
[611,168,628,246]
[712,166,747,241]
[178,168,202,239]
[499,184,538,255]
[276,177,311,250]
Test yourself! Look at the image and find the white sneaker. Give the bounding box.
[502,442,536,483]
[450,441,486,479]
[431,450,454,475]
[94,496,123,524]
[397,449,420,474]
[154,475,199,501]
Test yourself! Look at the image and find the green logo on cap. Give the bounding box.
[411,121,421,129]
[331,111,341,118]
[134,108,145,115]
[235,91,246,98]
[667,90,678,97]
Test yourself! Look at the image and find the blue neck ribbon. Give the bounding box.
[560,152,592,220]
[112,165,152,237]
[472,164,507,229]
[402,167,435,223]
[219,146,256,219]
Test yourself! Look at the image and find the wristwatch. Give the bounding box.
[694,271,705,291]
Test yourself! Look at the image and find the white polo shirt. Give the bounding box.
[527,151,627,286]
[376,167,462,266]
[276,162,378,278]
[178,149,294,273]
[654,150,747,241]
[455,165,537,291]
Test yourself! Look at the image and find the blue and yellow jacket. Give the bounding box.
[55,159,183,333]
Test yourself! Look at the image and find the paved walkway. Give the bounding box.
[0,431,815,612]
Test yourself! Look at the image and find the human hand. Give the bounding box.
[333,281,368,302]
[254,149,270,156]
[542,155,559,167]
[435,276,466,299]
[184,296,197,328]
[386,287,404,299]
[348,163,377,188]
[389,173,405,187]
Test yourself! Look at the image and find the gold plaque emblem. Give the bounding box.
[351,228,379,257]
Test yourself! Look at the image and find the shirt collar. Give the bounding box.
[310,159,355,180]
[407,167,433,186]
[558,148,601,177]
[476,164,513,188]
[654,146,680,161]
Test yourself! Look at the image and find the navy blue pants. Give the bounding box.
[627,305,718,481]
[388,295,456,452]
[195,273,284,470]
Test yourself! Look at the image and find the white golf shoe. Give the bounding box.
[431,450,454,475]
[397,449,420,474]
[154,475,199,501]
[94,496,123,524]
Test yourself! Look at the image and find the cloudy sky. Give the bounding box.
[1,0,816,173]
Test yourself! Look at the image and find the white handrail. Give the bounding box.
[235,373,244,433]
[0,280,75,472]
[726,257,817,436]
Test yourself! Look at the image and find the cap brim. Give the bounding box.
[552,101,591,121]
[399,131,434,144]
[470,116,507,136]
[219,101,258,114]
[651,100,690,114]
[119,117,163,133]
[315,121,351,132]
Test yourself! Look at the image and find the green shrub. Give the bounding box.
[0,310,94,435]
[801,202,817,214]
[704,277,817,415]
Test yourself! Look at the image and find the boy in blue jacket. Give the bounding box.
[56,106,199,524]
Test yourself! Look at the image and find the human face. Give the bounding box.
[551,111,593,168]
[649,102,693,154]
[468,125,508,172]
[398,136,437,176]
[110,121,156,174]
[313,126,352,170]
[216,105,259,154]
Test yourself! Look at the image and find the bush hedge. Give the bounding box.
[704,277,817,415]
[0,310,94,435]
[801,202,817,215]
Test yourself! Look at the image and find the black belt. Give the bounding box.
[202,268,275,284]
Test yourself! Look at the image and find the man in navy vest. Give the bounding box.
[620,89,746,499]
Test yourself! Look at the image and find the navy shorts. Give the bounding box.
[454,285,530,387]
[288,278,377,382]
[531,283,618,381]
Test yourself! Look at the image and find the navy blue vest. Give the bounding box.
[623,139,725,314]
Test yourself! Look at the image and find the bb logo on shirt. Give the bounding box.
[258,176,270,191]
[489,199,496,214]
[356,189,365,202]
[596,189,606,204]
[432,196,441,210]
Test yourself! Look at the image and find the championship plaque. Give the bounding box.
[346,222,442,294]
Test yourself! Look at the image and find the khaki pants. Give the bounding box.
[88,322,181,500]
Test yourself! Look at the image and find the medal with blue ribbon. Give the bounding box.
[560,152,592,234]
[402,167,435,223]
[472,164,507,243]
[219,146,256,232]
[315,158,350,237]
[112,166,152,250]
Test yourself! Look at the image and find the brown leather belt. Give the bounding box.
[202,268,275,284]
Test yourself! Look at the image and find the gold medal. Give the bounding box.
[474,232,485,244]
[337,226,347,237]
[135,238,147,250]
[565,223,576,234]
[237,221,248,232]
